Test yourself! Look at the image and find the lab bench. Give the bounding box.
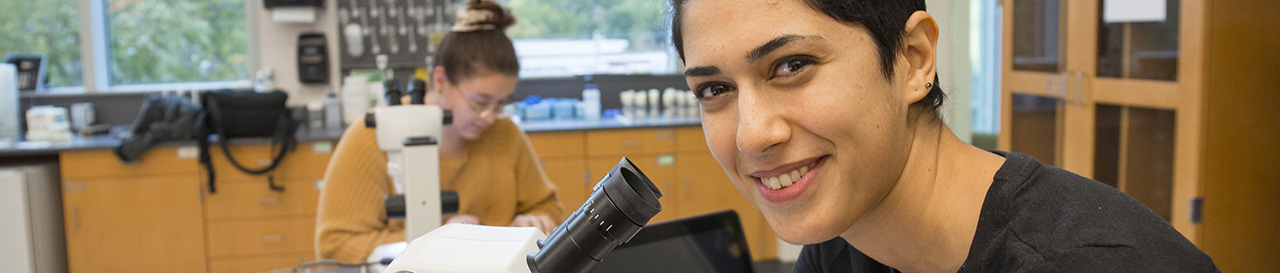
[0,118,780,273]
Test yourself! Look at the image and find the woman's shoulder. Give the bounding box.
[970,151,1216,271]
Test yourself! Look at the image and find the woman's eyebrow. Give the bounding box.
[746,34,821,64]
[685,66,722,77]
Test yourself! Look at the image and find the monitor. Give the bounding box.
[593,210,755,273]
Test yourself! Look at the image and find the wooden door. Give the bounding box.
[61,176,207,273]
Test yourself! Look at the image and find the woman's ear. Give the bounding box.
[430,66,449,106]
[901,11,939,105]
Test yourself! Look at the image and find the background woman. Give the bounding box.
[316,0,562,264]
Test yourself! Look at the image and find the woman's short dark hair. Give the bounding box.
[670,0,945,111]
[434,0,520,84]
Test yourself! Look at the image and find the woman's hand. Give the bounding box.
[509,214,557,234]
[445,214,482,225]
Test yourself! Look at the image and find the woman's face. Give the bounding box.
[681,0,918,244]
[438,73,518,140]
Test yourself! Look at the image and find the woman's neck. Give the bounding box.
[439,125,467,160]
[840,111,1006,273]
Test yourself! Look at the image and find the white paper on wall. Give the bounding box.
[1104,0,1167,23]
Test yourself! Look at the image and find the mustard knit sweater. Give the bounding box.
[315,118,564,263]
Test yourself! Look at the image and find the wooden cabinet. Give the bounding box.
[530,127,778,261]
[202,142,330,273]
[59,142,333,273]
[1001,0,1280,271]
[588,154,680,223]
[527,131,590,217]
[1001,0,1191,234]
[60,147,207,273]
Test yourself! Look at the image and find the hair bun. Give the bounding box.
[452,0,516,32]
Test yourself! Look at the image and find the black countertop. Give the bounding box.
[0,117,702,157]
[0,127,348,158]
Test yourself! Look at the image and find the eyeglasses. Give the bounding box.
[458,91,507,119]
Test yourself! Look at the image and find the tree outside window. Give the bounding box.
[0,0,83,88]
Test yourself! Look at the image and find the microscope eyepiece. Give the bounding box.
[527,157,663,273]
[385,80,403,106]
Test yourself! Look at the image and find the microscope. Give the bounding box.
[368,72,665,272]
[383,157,664,273]
[369,78,455,241]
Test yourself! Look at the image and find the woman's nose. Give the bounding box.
[735,88,790,155]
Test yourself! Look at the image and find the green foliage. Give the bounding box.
[107,0,248,85]
[500,0,669,51]
[0,0,84,87]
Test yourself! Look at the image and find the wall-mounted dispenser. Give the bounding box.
[264,0,323,23]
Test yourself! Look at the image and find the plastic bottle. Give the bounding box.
[325,92,343,130]
[582,77,601,122]
[647,89,660,119]
[341,75,371,125]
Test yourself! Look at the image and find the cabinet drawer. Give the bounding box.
[676,127,710,153]
[206,179,321,220]
[207,217,316,257]
[527,131,586,158]
[60,147,199,179]
[211,142,334,181]
[210,252,313,273]
[586,129,677,157]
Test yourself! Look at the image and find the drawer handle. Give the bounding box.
[259,197,282,205]
[261,234,285,242]
[620,141,643,148]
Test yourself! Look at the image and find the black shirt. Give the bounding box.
[794,151,1218,272]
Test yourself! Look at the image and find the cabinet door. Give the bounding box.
[676,152,776,261]
[210,253,312,273]
[540,157,589,222]
[588,154,679,223]
[1001,0,1097,176]
[1092,0,1187,109]
[1002,0,1206,242]
[205,179,321,220]
[61,176,206,273]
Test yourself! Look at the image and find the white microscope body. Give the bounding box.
[374,104,447,240]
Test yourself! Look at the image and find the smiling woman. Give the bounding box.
[670,0,1217,272]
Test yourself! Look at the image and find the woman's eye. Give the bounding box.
[695,83,734,101]
[772,56,816,78]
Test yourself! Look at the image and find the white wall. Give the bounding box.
[251,0,343,107]
[929,0,974,143]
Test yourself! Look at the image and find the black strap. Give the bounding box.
[199,130,216,193]
[214,111,296,192]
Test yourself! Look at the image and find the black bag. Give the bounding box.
[114,94,206,162]
[200,89,298,193]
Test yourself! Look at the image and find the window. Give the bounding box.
[0,0,249,92]
[499,0,677,77]
[0,0,84,88]
[106,0,249,86]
